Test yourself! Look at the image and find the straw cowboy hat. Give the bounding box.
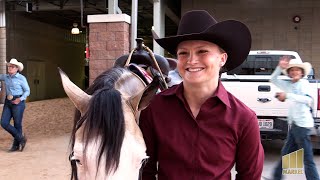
[152,10,252,71]
[282,59,312,77]
[7,58,24,72]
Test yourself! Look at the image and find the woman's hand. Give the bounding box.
[12,98,21,104]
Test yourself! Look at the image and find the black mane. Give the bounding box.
[71,67,128,178]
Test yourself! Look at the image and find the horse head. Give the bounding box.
[58,67,160,180]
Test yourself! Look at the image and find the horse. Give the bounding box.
[58,66,161,180]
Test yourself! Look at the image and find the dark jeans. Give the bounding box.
[1,99,26,143]
[273,124,320,180]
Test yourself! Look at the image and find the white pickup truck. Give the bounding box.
[221,50,320,150]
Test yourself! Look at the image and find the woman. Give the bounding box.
[0,58,30,152]
[139,10,264,180]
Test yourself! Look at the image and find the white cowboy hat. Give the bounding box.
[7,58,24,72]
[282,59,312,77]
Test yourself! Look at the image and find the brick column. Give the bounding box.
[0,27,6,74]
[87,14,131,84]
[0,27,6,104]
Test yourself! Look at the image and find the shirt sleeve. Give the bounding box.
[139,106,158,180]
[286,80,313,107]
[235,113,264,180]
[270,66,289,91]
[20,76,30,101]
[286,93,313,107]
[0,74,6,81]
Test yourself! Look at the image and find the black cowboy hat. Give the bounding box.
[152,10,252,71]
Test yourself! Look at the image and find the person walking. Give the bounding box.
[139,10,264,180]
[270,56,320,180]
[0,58,30,152]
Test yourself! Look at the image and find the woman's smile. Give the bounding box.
[186,67,204,72]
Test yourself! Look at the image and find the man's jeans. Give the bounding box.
[273,124,320,180]
[0,99,26,142]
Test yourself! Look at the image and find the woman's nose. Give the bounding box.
[187,53,197,63]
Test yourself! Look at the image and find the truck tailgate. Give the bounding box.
[222,81,289,117]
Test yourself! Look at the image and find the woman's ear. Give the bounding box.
[220,53,228,67]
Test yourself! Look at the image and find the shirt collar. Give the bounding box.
[7,72,21,78]
[160,81,231,108]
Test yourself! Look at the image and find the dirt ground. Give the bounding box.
[0,98,75,180]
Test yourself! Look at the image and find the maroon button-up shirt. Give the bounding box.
[139,82,264,180]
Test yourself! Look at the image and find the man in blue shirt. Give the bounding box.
[0,58,30,152]
[270,56,319,180]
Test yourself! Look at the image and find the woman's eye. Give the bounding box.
[198,50,208,54]
[177,51,188,56]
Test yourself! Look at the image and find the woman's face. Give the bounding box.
[288,67,304,82]
[176,40,227,85]
[7,64,18,75]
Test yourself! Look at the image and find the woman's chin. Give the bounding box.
[184,78,203,85]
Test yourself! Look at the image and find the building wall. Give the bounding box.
[182,0,320,77]
[6,12,86,101]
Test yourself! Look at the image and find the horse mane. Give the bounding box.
[70,67,128,177]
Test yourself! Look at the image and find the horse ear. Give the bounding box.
[58,67,91,115]
[129,77,160,111]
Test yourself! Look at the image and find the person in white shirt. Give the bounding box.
[270,56,319,180]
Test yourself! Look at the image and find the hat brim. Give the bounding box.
[153,20,251,71]
[282,62,312,77]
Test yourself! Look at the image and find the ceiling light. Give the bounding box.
[71,23,80,34]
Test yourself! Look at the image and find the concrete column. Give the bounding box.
[108,0,118,14]
[153,0,165,56]
[87,14,131,84]
[131,0,138,49]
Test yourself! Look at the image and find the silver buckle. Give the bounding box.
[7,95,13,100]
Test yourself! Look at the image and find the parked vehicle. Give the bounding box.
[221,50,320,149]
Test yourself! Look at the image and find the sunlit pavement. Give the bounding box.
[232,139,320,180]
